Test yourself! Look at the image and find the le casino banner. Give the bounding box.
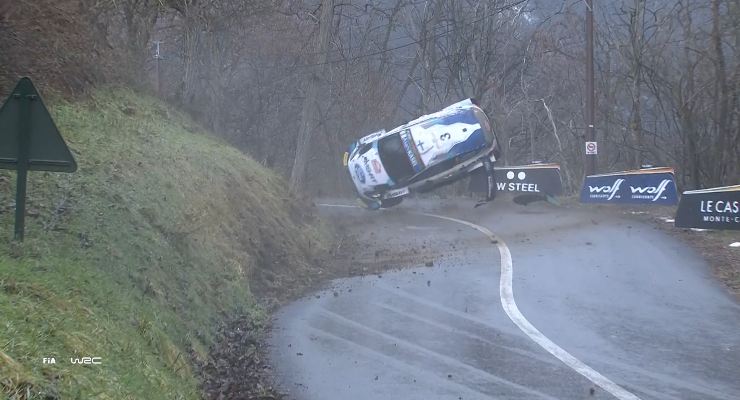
[675,185,740,231]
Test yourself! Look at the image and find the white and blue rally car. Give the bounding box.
[343,99,499,208]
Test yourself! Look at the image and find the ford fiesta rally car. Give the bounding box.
[343,99,499,209]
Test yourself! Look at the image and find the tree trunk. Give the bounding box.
[289,0,334,193]
[628,0,645,168]
[711,0,730,185]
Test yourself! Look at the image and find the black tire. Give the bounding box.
[379,196,403,208]
[357,196,381,210]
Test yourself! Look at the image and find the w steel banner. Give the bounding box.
[469,163,563,196]
[580,167,678,205]
[675,185,740,230]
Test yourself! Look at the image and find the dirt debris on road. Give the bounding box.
[200,202,464,400]
[203,197,739,400]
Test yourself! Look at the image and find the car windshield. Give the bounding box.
[473,107,495,145]
[377,132,415,183]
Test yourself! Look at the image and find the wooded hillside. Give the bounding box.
[1,0,737,193]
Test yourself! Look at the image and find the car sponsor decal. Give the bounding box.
[383,187,409,199]
[359,129,386,144]
[354,163,365,184]
[362,156,378,184]
[400,129,423,172]
[371,159,382,174]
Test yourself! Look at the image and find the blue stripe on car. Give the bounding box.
[421,109,479,128]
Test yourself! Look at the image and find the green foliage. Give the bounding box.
[0,88,328,399]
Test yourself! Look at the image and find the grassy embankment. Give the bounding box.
[0,88,329,399]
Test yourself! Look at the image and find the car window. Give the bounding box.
[473,107,496,146]
[377,132,415,183]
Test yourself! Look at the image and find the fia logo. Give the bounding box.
[42,357,56,364]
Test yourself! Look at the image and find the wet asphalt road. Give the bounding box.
[268,199,740,400]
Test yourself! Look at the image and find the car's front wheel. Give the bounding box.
[357,196,381,210]
[379,196,403,208]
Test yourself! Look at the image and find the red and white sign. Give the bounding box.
[585,141,598,155]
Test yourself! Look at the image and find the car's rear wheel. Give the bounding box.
[379,196,403,208]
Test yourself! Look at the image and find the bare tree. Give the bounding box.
[289,0,335,192]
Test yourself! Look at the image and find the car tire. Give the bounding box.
[379,196,403,208]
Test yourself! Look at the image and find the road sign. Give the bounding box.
[0,77,77,240]
[585,141,597,155]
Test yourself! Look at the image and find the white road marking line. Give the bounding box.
[317,203,642,399]
[316,203,358,208]
[303,326,495,400]
[371,301,563,367]
[318,308,561,399]
[422,212,642,400]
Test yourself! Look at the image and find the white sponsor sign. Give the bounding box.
[587,178,624,200]
[629,179,672,201]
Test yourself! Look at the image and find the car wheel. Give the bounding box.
[379,196,403,208]
[357,197,382,210]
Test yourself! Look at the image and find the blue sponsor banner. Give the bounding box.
[580,167,678,205]
[675,185,740,230]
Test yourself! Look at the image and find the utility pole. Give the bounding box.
[154,41,163,97]
[585,0,597,175]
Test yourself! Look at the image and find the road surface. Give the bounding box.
[268,199,740,400]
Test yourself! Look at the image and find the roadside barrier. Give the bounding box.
[580,167,678,205]
[469,163,563,196]
[675,185,739,230]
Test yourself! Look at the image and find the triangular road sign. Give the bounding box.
[0,77,77,172]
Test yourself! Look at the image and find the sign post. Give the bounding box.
[0,77,77,240]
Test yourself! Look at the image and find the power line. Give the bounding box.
[280,0,528,70]
[297,0,473,59]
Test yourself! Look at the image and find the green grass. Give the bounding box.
[0,88,329,399]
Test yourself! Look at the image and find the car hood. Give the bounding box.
[348,144,392,194]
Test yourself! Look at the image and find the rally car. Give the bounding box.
[343,98,499,209]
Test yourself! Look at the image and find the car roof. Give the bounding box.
[357,99,477,145]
